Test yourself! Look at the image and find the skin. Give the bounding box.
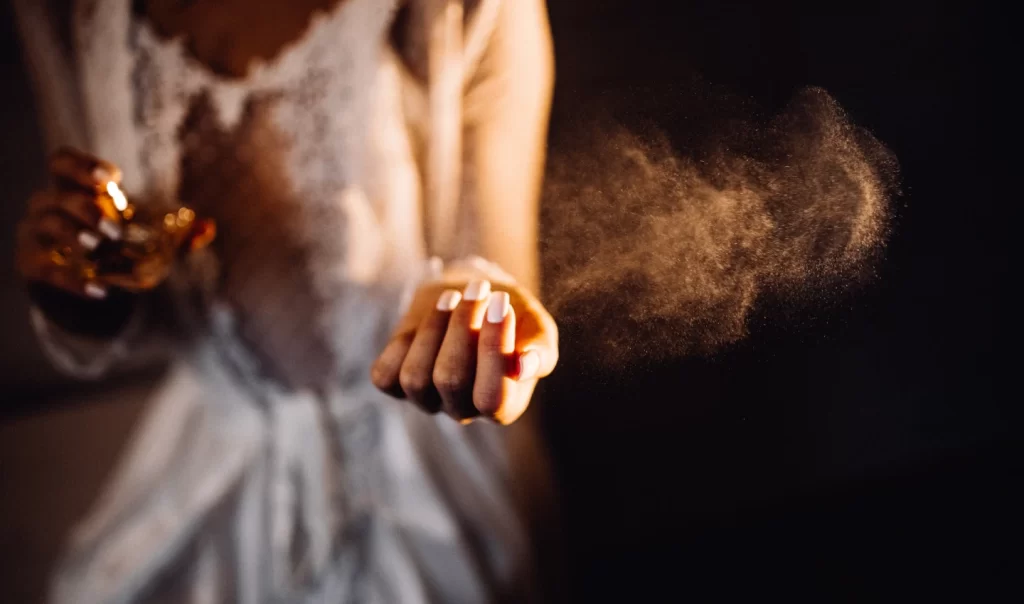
[17,148,127,298]
[141,0,345,78]
[17,148,213,299]
[370,279,558,425]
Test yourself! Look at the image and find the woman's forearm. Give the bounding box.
[463,0,555,293]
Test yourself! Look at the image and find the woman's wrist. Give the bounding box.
[435,255,519,286]
[398,255,520,319]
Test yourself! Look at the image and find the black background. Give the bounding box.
[0,0,1016,601]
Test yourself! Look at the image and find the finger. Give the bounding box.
[474,291,519,419]
[33,195,121,244]
[398,289,461,413]
[49,149,126,225]
[69,191,123,233]
[370,331,415,399]
[21,250,107,300]
[512,299,560,380]
[32,212,107,255]
[32,189,100,224]
[434,280,491,421]
[31,189,122,238]
[49,147,122,192]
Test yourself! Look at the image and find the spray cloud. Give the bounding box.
[541,87,898,366]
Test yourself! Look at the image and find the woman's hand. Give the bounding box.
[16,148,131,299]
[16,147,214,300]
[371,279,559,425]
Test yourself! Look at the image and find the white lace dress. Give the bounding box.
[11,0,554,601]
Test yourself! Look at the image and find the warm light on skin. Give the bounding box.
[107,181,128,212]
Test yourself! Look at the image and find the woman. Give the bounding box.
[12,0,560,601]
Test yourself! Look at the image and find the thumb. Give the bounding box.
[513,303,559,380]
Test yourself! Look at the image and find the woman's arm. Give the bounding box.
[14,150,207,380]
[462,0,555,293]
[461,2,566,598]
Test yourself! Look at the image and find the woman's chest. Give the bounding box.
[79,0,423,389]
[73,0,400,204]
[139,0,349,79]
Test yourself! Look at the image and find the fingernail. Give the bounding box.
[486,291,510,324]
[98,218,122,241]
[92,166,111,184]
[436,289,462,311]
[84,282,107,299]
[463,280,491,302]
[517,350,540,381]
[77,230,100,250]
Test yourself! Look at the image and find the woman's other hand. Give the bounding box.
[16,147,215,301]
[371,280,559,425]
[16,148,130,300]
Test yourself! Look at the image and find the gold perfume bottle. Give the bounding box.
[89,182,216,292]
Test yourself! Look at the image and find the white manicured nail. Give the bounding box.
[98,218,122,240]
[463,280,491,302]
[77,230,100,250]
[436,289,462,311]
[517,350,540,381]
[92,167,111,184]
[84,282,107,299]
[486,291,510,324]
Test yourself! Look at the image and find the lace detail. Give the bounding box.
[71,0,411,391]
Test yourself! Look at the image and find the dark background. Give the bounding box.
[0,0,1015,601]
[542,0,1015,600]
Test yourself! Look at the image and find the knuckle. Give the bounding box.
[398,366,432,398]
[433,365,471,397]
[369,364,393,391]
[473,388,502,416]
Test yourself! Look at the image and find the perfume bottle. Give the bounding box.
[88,182,216,292]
